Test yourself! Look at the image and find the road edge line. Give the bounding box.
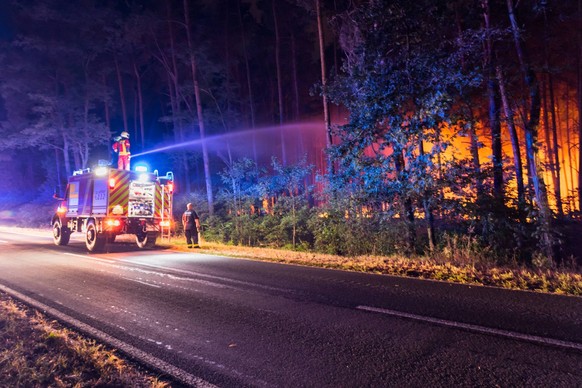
[357,305,582,352]
[0,283,216,388]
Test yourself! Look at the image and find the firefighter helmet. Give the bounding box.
[120,131,130,139]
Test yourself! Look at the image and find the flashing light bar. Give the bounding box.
[94,166,108,176]
[135,165,148,172]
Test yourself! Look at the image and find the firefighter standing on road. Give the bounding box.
[112,131,131,170]
[182,203,201,248]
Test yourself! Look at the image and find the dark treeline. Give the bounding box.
[0,0,580,266]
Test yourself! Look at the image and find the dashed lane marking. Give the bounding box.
[0,283,217,388]
[357,305,582,352]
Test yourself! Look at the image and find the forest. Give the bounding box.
[0,0,580,266]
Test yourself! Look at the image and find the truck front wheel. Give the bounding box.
[53,219,70,246]
[86,221,106,252]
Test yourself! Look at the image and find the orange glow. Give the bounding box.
[57,206,67,214]
[160,220,170,227]
[105,219,121,227]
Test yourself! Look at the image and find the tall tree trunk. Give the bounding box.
[507,0,554,261]
[102,74,111,130]
[394,148,415,253]
[542,76,557,210]
[482,0,504,204]
[419,141,436,251]
[497,66,525,215]
[62,131,71,177]
[316,0,333,173]
[465,104,483,199]
[548,75,563,216]
[133,62,145,150]
[184,0,214,215]
[54,148,63,195]
[165,2,191,194]
[272,0,287,165]
[542,5,563,217]
[555,95,571,212]
[114,57,128,135]
[565,86,576,211]
[237,0,258,161]
[291,31,300,121]
[578,0,582,212]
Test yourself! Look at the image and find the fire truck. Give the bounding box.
[51,165,174,252]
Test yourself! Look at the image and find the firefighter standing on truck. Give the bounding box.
[182,203,201,248]
[112,131,131,170]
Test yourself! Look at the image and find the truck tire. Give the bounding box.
[136,232,157,249]
[86,220,106,252]
[53,219,70,246]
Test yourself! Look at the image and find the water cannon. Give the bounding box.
[159,171,175,193]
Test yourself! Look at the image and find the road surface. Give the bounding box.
[0,229,581,387]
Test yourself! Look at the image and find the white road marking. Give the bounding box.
[64,252,112,263]
[123,277,162,288]
[0,283,216,388]
[62,252,294,294]
[357,305,582,352]
[127,259,296,294]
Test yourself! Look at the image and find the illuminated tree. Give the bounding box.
[328,0,476,252]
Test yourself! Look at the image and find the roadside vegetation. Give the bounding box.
[0,292,170,387]
[167,237,582,297]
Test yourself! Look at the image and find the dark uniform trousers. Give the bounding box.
[185,228,198,247]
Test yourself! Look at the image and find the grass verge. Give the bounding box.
[0,292,171,387]
[164,238,582,296]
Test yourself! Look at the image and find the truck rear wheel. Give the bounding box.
[86,221,106,252]
[136,232,157,249]
[53,219,70,246]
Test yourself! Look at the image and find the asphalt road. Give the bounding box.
[0,229,581,387]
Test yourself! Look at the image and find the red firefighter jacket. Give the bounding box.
[113,139,130,156]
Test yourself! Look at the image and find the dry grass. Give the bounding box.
[163,238,582,296]
[0,293,171,387]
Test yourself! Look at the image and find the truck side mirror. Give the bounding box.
[53,186,64,201]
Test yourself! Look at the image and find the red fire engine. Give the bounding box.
[51,165,174,252]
